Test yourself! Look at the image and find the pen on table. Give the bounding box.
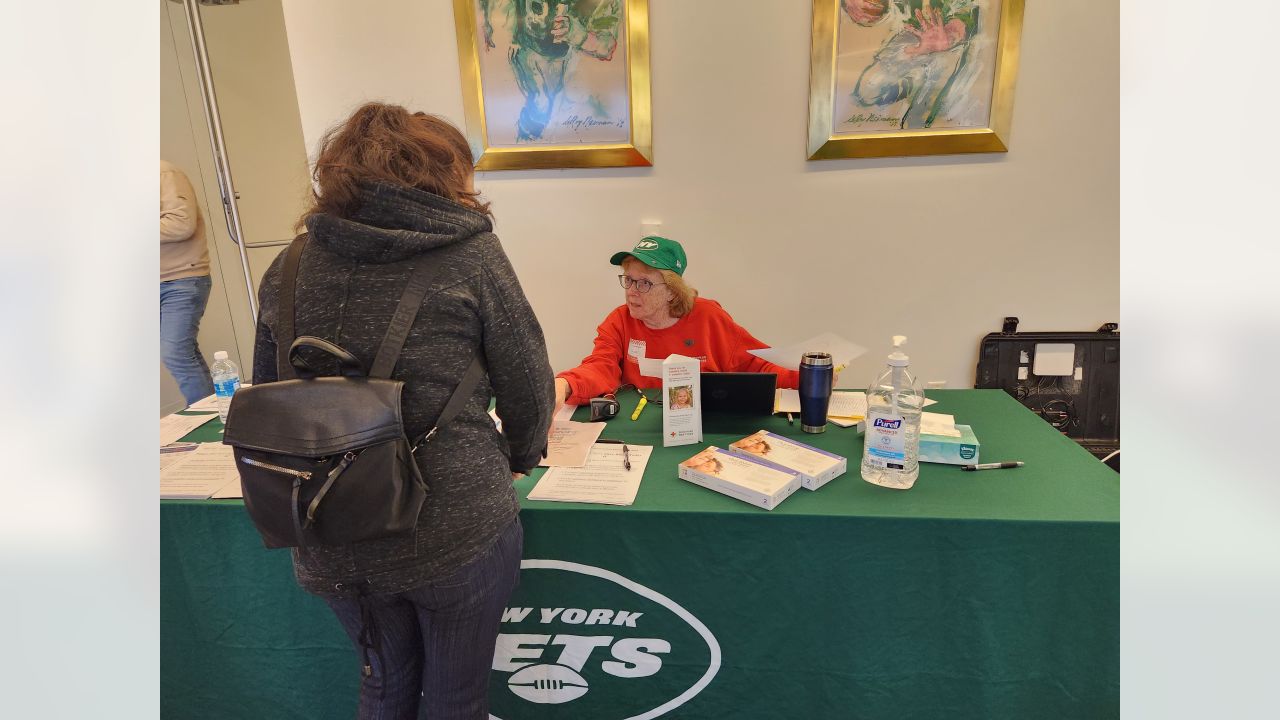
[787,412,794,425]
[962,461,1024,472]
[631,395,648,420]
[595,439,631,470]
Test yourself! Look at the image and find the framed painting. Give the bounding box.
[807,0,1024,160]
[452,0,652,170]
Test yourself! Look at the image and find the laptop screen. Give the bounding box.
[699,372,777,416]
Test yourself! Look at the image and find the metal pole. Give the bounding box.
[180,0,259,322]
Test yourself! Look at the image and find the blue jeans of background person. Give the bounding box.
[325,518,523,720]
[160,275,214,405]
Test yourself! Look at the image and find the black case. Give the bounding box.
[975,317,1119,459]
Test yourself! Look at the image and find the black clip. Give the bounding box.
[589,397,620,422]
[1001,316,1020,335]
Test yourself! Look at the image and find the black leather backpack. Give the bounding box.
[223,235,484,549]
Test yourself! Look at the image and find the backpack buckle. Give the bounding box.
[413,427,439,452]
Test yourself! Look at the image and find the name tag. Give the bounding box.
[627,339,646,364]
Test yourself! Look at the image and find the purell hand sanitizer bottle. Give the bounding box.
[861,336,925,489]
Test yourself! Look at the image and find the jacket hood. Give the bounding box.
[305,181,492,263]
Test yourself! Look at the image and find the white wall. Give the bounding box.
[281,0,1119,388]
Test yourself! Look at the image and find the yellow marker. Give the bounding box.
[631,395,648,421]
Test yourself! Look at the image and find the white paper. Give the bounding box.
[160,447,197,472]
[186,394,218,412]
[828,391,868,418]
[747,332,868,371]
[774,390,872,419]
[528,444,653,505]
[637,356,665,378]
[185,385,251,412]
[160,412,217,447]
[210,477,244,499]
[540,421,606,467]
[921,412,962,438]
[553,403,578,423]
[160,443,240,499]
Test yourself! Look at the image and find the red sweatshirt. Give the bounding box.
[558,297,801,403]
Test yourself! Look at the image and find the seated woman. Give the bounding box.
[555,236,799,408]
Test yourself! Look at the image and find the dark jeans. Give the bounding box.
[160,275,214,405]
[325,518,523,720]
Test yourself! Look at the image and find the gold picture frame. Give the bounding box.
[452,0,652,171]
[807,0,1024,160]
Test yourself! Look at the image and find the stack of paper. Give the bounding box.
[920,412,962,438]
[160,412,217,446]
[160,443,240,499]
[528,443,652,506]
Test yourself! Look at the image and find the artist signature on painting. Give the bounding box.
[844,112,899,125]
[561,114,626,131]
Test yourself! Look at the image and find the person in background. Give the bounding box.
[251,102,555,719]
[555,235,800,412]
[160,160,215,405]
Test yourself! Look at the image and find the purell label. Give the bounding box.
[865,410,906,467]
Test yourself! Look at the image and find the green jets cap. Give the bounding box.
[609,236,688,276]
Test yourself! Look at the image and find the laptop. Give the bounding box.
[699,372,777,416]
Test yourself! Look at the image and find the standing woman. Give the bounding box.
[251,102,554,719]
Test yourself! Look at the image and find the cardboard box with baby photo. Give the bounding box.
[726,430,847,491]
[677,447,801,510]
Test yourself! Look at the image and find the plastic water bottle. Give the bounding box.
[861,336,925,490]
[210,351,242,424]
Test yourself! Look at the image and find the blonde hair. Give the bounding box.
[622,257,698,317]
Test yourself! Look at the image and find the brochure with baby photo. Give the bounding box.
[662,354,701,447]
[726,430,848,491]
[677,446,801,510]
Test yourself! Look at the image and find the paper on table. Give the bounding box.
[210,476,244,499]
[161,412,217,446]
[553,403,578,423]
[186,385,251,412]
[747,332,868,371]
[775,389,934,417]
[828,391,867,418]
[187,394,218,412]
[528,444,652,505]
[920,412,962,437]
[540,421,606,467]
[160,443,240,499]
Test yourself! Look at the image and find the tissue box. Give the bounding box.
[918,424,980,465]
[678,447,801,510]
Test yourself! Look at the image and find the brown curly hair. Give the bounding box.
[298,102,489,228]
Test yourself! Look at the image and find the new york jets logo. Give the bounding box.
[490,560,721,720]
[635,239,659,250]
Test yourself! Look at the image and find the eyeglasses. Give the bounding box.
[618,275,665,293]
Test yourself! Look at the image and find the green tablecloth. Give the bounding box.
[161,389,1118,719]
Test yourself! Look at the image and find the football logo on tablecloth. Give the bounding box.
[507,663,590,704]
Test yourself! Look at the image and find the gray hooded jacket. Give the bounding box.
[252,182,554,596]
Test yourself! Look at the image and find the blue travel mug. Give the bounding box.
[798,351,833,433]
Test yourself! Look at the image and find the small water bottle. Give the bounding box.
[861,336,925,490]
[210,351,241,424]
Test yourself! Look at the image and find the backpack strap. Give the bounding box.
[413,353,487,450]
[276,234,309,381]
[368,258,446,380]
